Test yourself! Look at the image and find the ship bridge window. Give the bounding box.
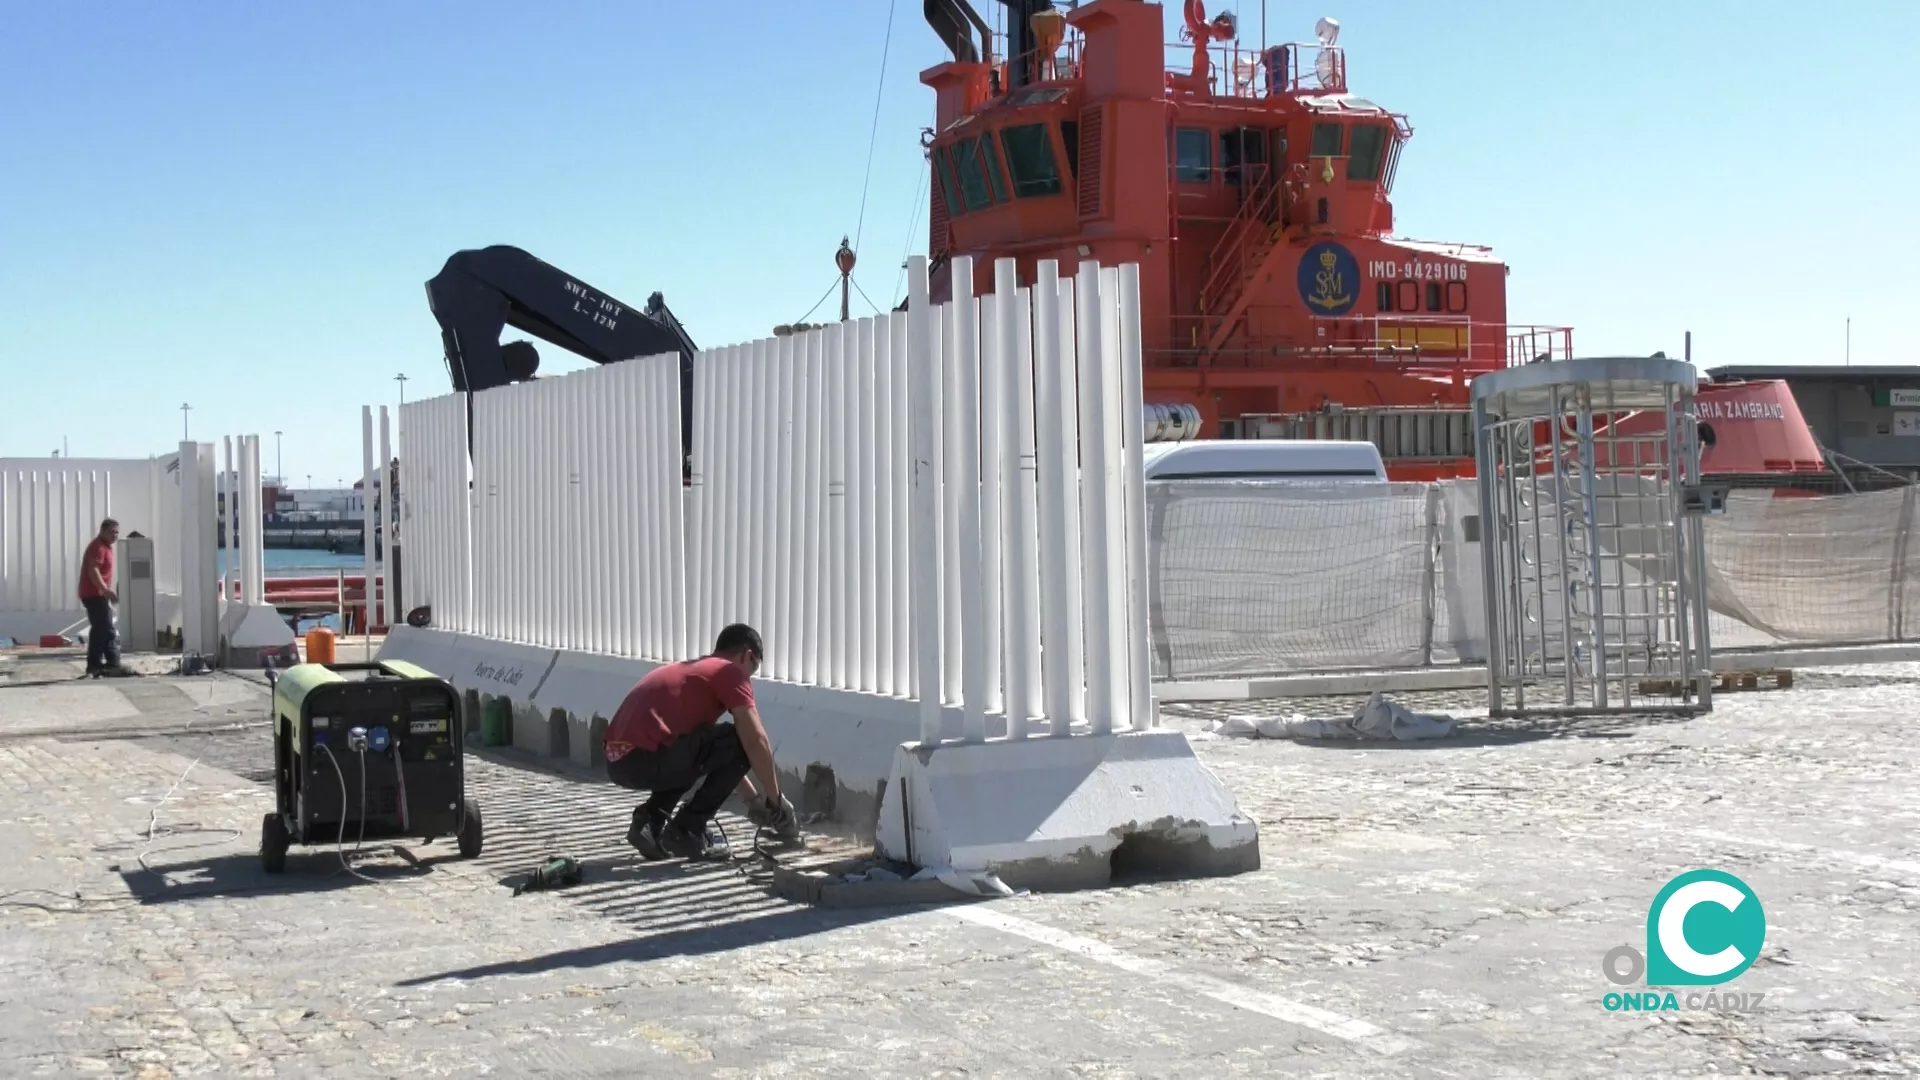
[1001,123,1063,198]
[1219,127,1268,185]
[950,137,994,212]
[1007,87,1069,106]
[934,146,965,219]
[1310,122,1344,160]
[1174,127,1211,183]
[1348,125,1388,182]
[978,133,1011,203]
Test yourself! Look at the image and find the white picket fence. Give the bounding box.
[396,255,1158,735]
[0,457,182,629]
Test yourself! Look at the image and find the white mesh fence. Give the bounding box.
[1147,479,1920,681]
[1144,481,1440,679]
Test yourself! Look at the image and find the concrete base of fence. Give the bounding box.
[219,604,294,662]
[872,730,1261,891]
[376,625,932,839]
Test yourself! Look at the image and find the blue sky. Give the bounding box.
[3,1,1915,485]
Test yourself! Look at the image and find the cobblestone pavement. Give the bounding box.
[1,651,1916,1077]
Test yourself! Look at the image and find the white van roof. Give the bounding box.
[1139,439,1387,480]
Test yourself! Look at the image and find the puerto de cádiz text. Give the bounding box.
[563,278,623,331]
[1603,989,1765,1014]
[1367,258,1469,282]
[1696,399,1786,421]
[473,662,525,688]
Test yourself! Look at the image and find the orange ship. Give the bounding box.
[916,0,1825,482]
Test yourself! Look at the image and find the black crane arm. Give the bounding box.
[425,244,697,453]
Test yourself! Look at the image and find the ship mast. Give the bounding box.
[836,237,857,322]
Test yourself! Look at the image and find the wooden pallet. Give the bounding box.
[1636,668,1794,696]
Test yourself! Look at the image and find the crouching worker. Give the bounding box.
[603,623,797,860]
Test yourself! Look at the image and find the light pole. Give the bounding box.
[396,372,409,406]
[180,403,192,440]
[274,431,283,482]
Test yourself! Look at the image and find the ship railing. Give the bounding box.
[1162,40,1347,100]
[1504,326,1577,367]
[1001,35,1084,88]
[1166,313,1558,376]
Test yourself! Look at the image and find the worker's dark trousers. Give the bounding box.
[83,597,119,673]
[606,721,752,832]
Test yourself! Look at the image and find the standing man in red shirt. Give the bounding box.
[77,518,126,678]
[604,623,796,860]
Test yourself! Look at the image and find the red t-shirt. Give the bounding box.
[603,656,755,762]
[78,538,114,601]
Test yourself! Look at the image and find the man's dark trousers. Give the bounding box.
[83,597,119,674]
[606,721,753,832]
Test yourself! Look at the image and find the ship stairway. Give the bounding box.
[1197,169,1285,356]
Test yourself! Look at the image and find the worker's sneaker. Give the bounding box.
[626,812,668,861]
[660,821,724,861]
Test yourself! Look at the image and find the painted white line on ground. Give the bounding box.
[1678,828,1920,877]
[948,905,1417,1056]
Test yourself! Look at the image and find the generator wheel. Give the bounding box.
[261,813,290,874]
[457,799,484,859]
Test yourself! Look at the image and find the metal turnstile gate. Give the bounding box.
[1472,357,1720,718]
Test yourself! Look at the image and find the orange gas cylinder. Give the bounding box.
[305,627,336,665]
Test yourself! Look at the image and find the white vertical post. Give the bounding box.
[471,395,487,636]
[665,354,690,661]
[638,364,659,654]
[574,372,592,652]
[979,290,1006,718]
[773,335,798,678]
[752,339,774,658]
[856,316,879,694]
[825,322,848,688]
[537,379,553,646]
[378,409,393,631]
[887,311,913,697]
[1096,268,1131,723]
[599,369,620,654]
[361,407,376,650]
[640,360,664,657]
[691,350,714,657]
[577,375,597,653]
[1116,265,1156,731]
[873,314,896,695]
[720,347,743,641]
[952,274,988,741]
[906,257,944,738]
[1074,263,1116,732]
[801,330,826,684]
[606,365,628,655]
[940,297,964,708]
[519,385,533,643]
[1038,269,1087,732]
[1006,284,1045,735]
[221,436,234,608]
[248,435,264,610]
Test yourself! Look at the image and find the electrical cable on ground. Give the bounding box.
[852,0,900,252]
[320,742,387,885]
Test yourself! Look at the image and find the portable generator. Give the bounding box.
[261,659,483,873]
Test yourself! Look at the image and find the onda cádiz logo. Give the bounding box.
[1600,869,1768,1013]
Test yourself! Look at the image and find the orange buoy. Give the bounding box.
[305,627,336,665]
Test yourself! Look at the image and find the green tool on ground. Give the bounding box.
[513,856,583,896]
